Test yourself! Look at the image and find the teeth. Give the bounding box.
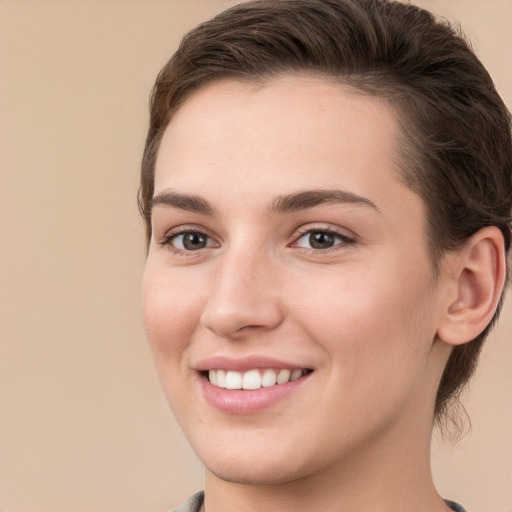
[225,371,242,389]
[208,368,306,390]
[242,369,261,390]
[276,369,291,384]
[261,369,277,387]
[290,369,302,381]
[216,369,226,388]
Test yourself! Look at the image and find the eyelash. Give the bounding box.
[291,226,356,252]
[159,225,356,255]
[159,226,219,254]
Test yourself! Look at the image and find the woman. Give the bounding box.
[139,1,512,511]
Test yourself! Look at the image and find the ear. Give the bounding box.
[437,226,507,346]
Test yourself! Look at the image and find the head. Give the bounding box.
[139,0,511,429]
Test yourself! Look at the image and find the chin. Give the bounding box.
[205,457,311,486]
[192,430,315,486]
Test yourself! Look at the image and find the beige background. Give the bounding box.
[1,1,511,511]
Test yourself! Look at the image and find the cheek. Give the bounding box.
[142,266,210,423]
[142,266,204,366]
[289,261,436,378]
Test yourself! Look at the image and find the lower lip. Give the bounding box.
[200,373,311,414]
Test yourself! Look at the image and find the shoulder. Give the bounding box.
[172,491,204,512]
[445,500,467,512]
[170,493,464,512]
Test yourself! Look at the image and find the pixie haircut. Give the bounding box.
[139,0,512,425]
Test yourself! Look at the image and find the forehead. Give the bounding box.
[154,75,424,230]
[159,76,399,159]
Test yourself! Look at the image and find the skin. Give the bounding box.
[142,76,504,512]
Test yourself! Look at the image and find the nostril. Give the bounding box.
[199,267,285,339]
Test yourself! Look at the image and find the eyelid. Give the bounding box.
[290,224,357,250]
[159,224,220,251]
[157,223,356,254]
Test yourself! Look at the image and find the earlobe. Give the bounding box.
[437,226,507,346]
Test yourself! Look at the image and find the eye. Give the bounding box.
[293,229,353,250]
[165,230,218,251]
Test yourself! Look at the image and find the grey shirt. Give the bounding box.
[173,491,468,512]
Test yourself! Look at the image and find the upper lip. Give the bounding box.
[195,355,310,372]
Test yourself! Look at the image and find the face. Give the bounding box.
[143,76,448,486]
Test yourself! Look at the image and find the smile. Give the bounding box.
[199,362,313,413]
[208,368,309,390]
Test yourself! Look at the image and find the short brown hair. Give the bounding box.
[139,0,512,425]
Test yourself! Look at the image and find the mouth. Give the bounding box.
[205,368,312,390]
[196,356,314,413]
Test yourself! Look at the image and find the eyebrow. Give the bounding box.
[151,188,380,216]
[151,190,215,215]
[270,189,380,214]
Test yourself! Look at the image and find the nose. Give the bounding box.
[200,247,285,339]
